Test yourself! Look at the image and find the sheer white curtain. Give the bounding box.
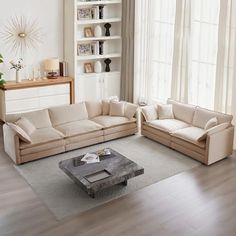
[134,0,176,104]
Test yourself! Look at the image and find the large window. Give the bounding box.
[189,0,220,109]
[149,0,176,102]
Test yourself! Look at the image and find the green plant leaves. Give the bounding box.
[0,54,3,63]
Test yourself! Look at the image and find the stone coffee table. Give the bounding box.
[59,149,144,198]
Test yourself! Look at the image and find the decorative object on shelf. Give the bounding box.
[94,61,102,73]
[60,61,68,77]
[99,5,104,19]
[44,58,59,79]
[104,23,111,36]
[94,25,103,37]
[78,43,93,56]
[0,54,6,85]
[0,16,43,56]
[77,8,93,20]
[104,58,111,72]
[84,63,94,73]
[99,41,104,55]
[10,58,24,83]
[84,27,94,37]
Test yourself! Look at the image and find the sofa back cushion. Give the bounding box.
[5,109,52,129]
[85,101,102,118]
[109,101,125,116]
[124,103,138,119]
[192,107,233,129]
[167,99,196,124]
[48,103,88,126]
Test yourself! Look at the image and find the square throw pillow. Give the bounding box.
[141,105,158,122]
[124,103,138,120]
[204,117,218,130]
[7,123,32,143]
[158,104,174,120]
[102,97,119,115]
[15,117,36,135]
[109,101,125,116]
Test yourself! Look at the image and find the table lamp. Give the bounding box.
[44,58,59,79]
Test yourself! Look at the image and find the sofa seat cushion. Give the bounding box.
[55,120,103,137]
[172,127,206,148]
[20,127,65,155]
[91,116,136,128]
[147,119,189,133]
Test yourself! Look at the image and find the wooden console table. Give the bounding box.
[0,77,74,121]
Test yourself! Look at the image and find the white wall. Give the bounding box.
[0,0,63,81]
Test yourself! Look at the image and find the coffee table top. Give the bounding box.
[59,149,144,195]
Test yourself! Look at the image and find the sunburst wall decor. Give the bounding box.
[0,16,43,56]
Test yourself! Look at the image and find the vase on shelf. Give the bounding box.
[94,61,102,73]
[94,25,102,37]
[16,70,21,83]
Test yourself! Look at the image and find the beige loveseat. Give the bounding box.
[141,99,234,165]
[3,101,138,164]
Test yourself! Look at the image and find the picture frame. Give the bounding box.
[77,8,93,20]
[84,63,94,73]
[78,43,92,56]
[84,27,94,38]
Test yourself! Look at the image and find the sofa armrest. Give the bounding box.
[3,124,21,164]
[206,126,234,165]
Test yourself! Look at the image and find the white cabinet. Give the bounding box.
[0,77,74,121]
[64,0,122,102]
[77,72,120,102]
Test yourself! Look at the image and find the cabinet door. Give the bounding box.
[77,75,102,102]
[103,73,120,99]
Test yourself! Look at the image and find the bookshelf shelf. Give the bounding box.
[77,53,121,61]
[77,35,121,42]
[77,18,121,25]
[77,0,122,6]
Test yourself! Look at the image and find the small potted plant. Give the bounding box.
[0,54,6,86]
[10,58,24,83]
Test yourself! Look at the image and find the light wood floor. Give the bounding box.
[1,130,236,235]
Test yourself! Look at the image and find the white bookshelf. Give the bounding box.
[64,0,122,102]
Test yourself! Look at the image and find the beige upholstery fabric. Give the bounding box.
[20,127,64,149]
[124,102,138,119]
[85,101,102,118]
[104,128,138,142]
[55,120,103,137]
[49,103,88,126]
[192,107,233,128]
[7,123,32,143]
[6,109,52,129]
[197,122,230,142]
[142,130,171,147]
[65,130,103,145]
[109,101,125,116]
[102,100,110,115]
[147,119,189,133]
[16,117,36,135]
[167,99,196,124]
[140,105,158,122]
[172,127,206,148]
[92,116,135,128]
[158,104,174,119]
[103,123,137,135]
[142,124,171,140]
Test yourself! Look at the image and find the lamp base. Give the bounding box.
[47,71,58,79]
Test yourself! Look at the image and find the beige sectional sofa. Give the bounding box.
[3,101,138,164]
[141,99,234,165]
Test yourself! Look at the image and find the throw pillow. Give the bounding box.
[7,123,32,143]
[109,101,125,116]
[204,117,218,130]
[141,105,158,122]
[158,104,174,120]
[102,97,119,115]
[197,122,229,142]
[16,117,36,135]
[124,103,138,120]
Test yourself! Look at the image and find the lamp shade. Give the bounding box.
[44,58,59,71]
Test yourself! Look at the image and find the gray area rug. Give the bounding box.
[14,134,200,220]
